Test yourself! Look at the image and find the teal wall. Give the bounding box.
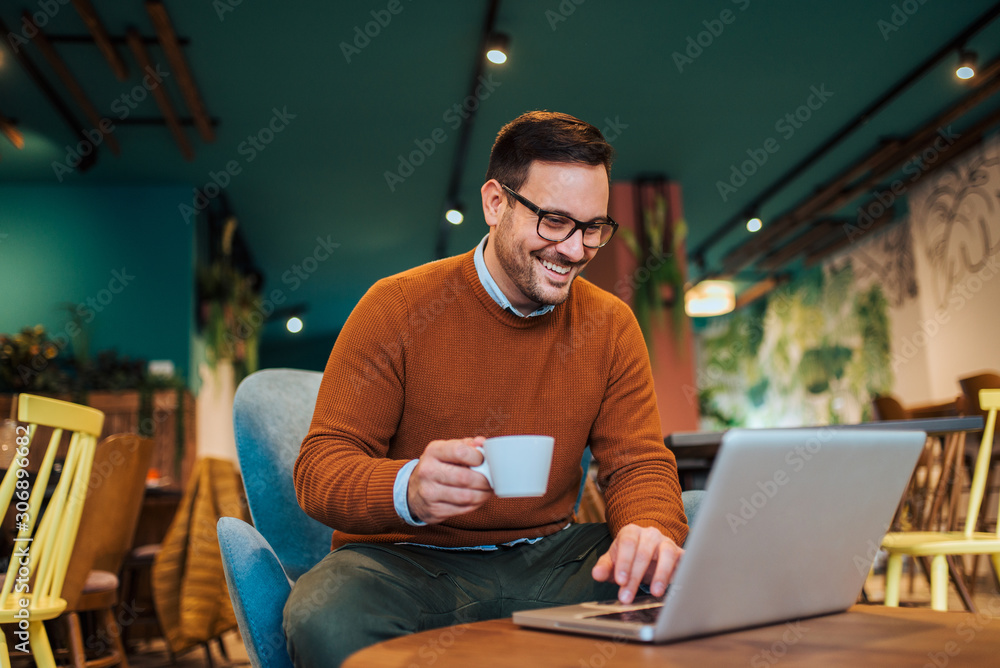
[259,330,337,372]
[0,185,195,382]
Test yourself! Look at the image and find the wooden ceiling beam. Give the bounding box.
[116,116,219,127]
[797,60,1000,220]
[788,138,903,225]
[722,57,1000,276]
[24,12,120,156]
[804,207,896,266]
[804,101,1000,267]
[724,140,903,271]
[699,2,1000,273]
[791,99,1000,268]
[0,110,25,151]
[125,27,194,161]
[757,220,844,271]
[0,16,97,171]
[145,0,215,143]
[734,276,785,311]
[44,33,188,46]
[70,0,128,81]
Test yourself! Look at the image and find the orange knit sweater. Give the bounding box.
[295,249,688,549]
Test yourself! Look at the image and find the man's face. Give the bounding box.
[483,161,609,314]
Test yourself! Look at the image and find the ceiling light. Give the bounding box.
[286,316,303,333]
[685,280,736,317]
[956,50,977,80]
[445,206,464,225]
[746,216,763,232]
[486,33,509,65]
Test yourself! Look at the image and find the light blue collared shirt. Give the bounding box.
[473,234,555,317]
[390,235,553,547]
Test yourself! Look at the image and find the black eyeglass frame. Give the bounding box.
[500,183,618,249]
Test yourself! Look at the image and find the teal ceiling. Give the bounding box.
[2,1,999,346]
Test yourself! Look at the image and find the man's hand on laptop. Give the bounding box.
[408,437,492,524]
[591,525,683,604]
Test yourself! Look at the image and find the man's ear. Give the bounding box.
[481,179,506,229]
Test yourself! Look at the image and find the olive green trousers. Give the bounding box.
[283,522,618,667]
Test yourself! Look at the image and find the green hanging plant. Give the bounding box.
[617,193,688,353]
[798,344,853,394]
[854,284,894,396]
[196,217,262,384]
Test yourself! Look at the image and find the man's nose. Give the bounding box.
[554,228,586,262]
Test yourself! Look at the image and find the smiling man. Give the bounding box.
[286,111,688,667]
[485,161,605,314]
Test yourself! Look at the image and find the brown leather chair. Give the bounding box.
[960,371,1000,426]
[57,433,154,668]
[872,394,966,531]
[872,395,910,421]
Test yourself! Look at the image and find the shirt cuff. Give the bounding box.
[393,459,426,526]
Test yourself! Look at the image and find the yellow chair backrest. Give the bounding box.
[0,395,105,608]
[967,389,1000,539]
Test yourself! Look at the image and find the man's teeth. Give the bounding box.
[541,259,570,275]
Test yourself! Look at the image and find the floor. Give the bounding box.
[127,632,250,668]
[864,554,1000,611]
[121,631,250,668]
[5,629,250,668]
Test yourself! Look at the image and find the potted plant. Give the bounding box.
[196,216,262,384]
[617,191,688,353]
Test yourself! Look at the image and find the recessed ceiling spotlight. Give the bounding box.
[956,50,977,80]
[486,33,509,64]
[445,206,464,225]
[286,316,303,333]
[746,216,763,232]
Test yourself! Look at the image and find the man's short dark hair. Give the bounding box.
[485,111,615,195]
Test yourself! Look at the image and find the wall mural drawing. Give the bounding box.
[844,222,919,308]
[914,145,1000,308]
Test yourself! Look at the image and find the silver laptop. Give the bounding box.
[513,427,925,642]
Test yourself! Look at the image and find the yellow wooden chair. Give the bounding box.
[882,388,1000,610]
[0,394,104,668]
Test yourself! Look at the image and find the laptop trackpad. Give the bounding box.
[579,595,664,622]
[587,606,662,624]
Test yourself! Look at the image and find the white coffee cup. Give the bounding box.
[470,435,554,498]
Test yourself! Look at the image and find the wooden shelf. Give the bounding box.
[0,389,196,492]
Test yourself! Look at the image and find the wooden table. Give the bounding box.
[343,604,1000,667]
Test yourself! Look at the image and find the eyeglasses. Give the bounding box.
[501,184,618,249]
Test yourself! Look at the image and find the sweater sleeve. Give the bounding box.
[293,278,412,535]
[588,301,689,545]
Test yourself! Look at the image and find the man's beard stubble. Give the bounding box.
[492,208,580,309]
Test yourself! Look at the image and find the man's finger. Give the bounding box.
[622,530,659,602]
[591,550,615,582]
[436,483,492,507]
[426,461,491,490]
[612,530,638,588]
[429,437,486,466]
[649,543,682,596]
[419,443,490,489]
